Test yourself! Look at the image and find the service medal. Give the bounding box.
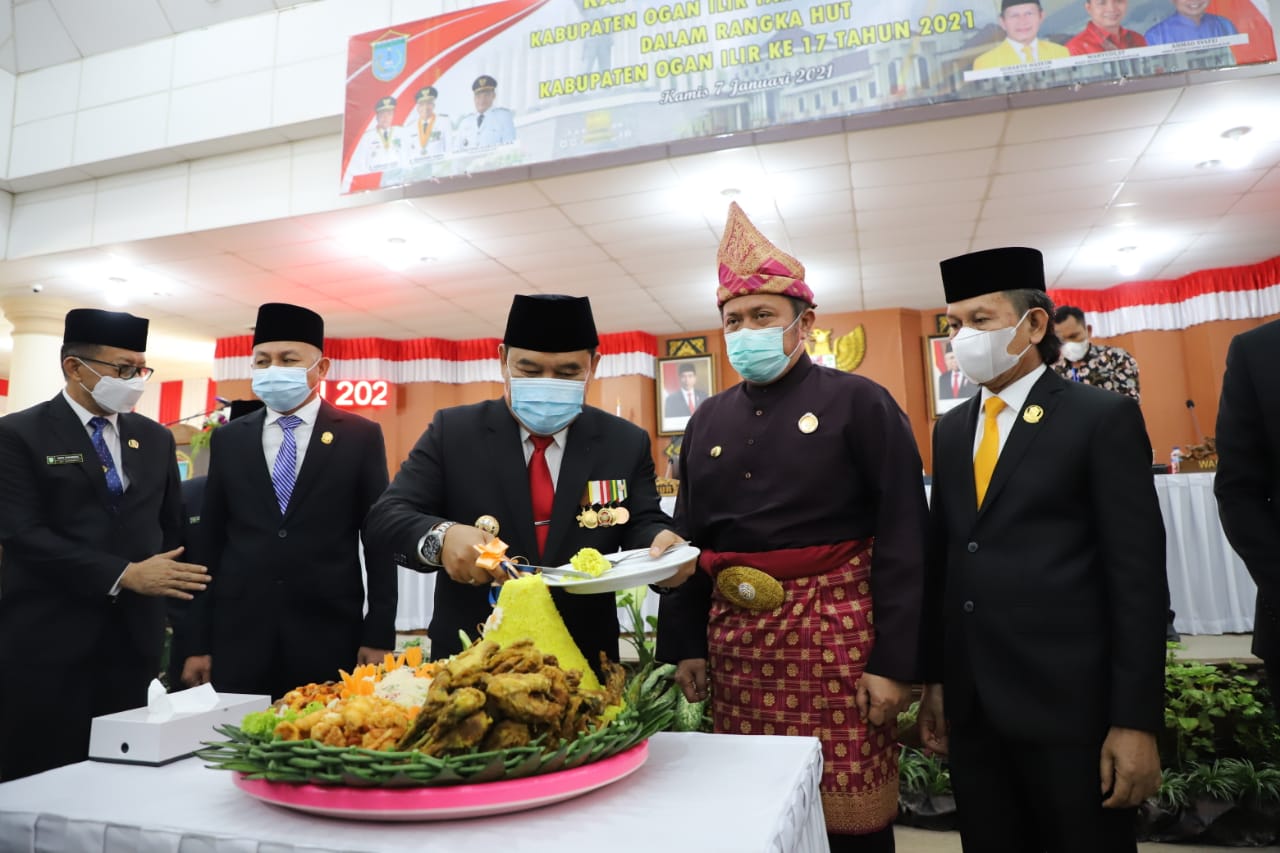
[577,508,599,529]
[596,507,615,528]
[612,506,630,525]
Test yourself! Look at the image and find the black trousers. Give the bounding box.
[0,625,155,781]
[948,709,1137,853]
[1266,658,1280,718]
[828,826,895,853]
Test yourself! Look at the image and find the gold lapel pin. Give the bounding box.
[321,431,334,444]
[710,446,722,458]
[127,439,140,449]
[798,413,818,434]
[1022,405,1044,424]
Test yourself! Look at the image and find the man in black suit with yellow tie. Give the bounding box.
[1215,317,1280,715]
[181,304,395,700]
[365,294,693,668]
[0,309,210,779]
[918,248,1167,852]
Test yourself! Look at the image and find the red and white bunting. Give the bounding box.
[1050,256,1280,338]
[214,332,659,384]
[134,378,217,426]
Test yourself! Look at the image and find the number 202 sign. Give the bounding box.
[320,379,392,409]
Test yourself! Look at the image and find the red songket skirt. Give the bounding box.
[704,539,899,835]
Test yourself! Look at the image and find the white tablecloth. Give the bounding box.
[1155,472,1257,636]
[0,733,828,853]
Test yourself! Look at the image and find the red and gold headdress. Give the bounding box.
[715,202,814,308]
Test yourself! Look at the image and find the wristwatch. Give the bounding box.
[418,521,457,567]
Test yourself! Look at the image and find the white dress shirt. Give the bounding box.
[519,425,568,487]
[262,394,322,479]
[973,364,1047,459]
[62,389,130,491]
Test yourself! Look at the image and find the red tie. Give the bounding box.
[529,435,555,558]
[686,391,695,413]
[952,373,960,396]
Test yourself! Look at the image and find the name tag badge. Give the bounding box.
[46,453,85,465]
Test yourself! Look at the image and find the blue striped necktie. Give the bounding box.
[88,416,124,502]
[271,415,303,515]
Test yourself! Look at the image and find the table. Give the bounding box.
[1155,472,1257,636]
[0,733,829,853]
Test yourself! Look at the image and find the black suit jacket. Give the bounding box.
[186,401,394,694]
[664,388,707,418]
[923,370,1167,743]
[0,394,182,665]
[1214,318,1280,662]
[364,400,671,666]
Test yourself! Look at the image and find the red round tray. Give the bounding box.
[232,740,648,821]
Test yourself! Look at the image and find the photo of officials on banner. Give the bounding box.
[340,0,1275,193]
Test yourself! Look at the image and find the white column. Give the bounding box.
[1,296,76,413]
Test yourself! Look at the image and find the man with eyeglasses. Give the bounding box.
[0,308,209,780]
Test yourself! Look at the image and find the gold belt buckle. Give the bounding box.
[717,566,784,612]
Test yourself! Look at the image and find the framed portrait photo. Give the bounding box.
[925,335,979,419]
[657,354,715,435]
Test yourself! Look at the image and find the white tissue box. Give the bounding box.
[88,692,271,765]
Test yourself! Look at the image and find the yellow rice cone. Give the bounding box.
[484,574,601,691]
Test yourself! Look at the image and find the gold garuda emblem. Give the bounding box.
[807,326,866,372]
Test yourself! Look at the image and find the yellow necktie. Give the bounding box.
[974,397,1007,507]
[1022,45,1034,63]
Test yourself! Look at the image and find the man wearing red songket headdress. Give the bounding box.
[657,203,929,852]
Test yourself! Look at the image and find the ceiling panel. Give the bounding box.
[3,66,1278,348]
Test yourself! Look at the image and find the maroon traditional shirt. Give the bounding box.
[656,354,929,681]
[1067,21,1148,55]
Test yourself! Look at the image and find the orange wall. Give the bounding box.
[218,310,1278,479]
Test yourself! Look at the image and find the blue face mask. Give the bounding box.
[252,361,318,413]
[508,377,586,435]
[724,313,804,384]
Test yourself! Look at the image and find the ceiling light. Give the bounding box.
[104,276,130,307]
[720,188,741,197]
[1220,126,1256,169]
[1116,246,1140,277]
[1195,159,1222,169]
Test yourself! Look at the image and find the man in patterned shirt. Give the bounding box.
[1052,306,1141,405]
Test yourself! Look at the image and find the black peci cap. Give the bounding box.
[502,294,599,353]
[63,308,149,352]
[939,247,1045,304]
[252,303,325,349]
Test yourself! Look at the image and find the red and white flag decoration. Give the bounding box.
[1050,256,1280,339]
[134,378,218,426]
[214,332,658,384]
[0,378,8,415]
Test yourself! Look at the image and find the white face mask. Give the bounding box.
[1060,340,1090,362]
[78,360,147,414]
[950,311,1032,386]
